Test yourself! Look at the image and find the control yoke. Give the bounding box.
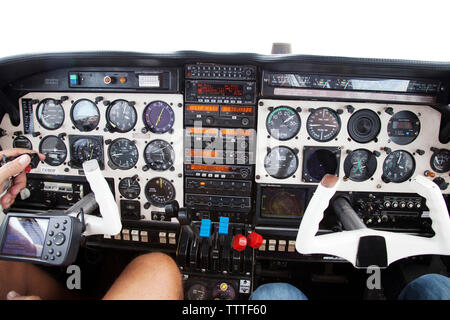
[67,159,122,237]
[296,174,450,268]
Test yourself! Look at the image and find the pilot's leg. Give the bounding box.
[398,274,450,300]
[102,252,183,300]
[250,283,308,300]
[0,260,76,300]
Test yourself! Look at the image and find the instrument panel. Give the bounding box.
[255,99,450,194]
[1,92,184,222]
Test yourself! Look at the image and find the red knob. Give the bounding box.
[232,234,247,252]
[247,232,263,249]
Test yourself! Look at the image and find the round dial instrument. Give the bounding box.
[143,101,175,134]
[344,149,377,182]
[306,108,341,142]
[186,284,209,300]
[382,150,415,183]
[430,149,450,173]
[387,111,420,145]
[347,109,381,143]
[266,106,301,140]
[264,146,298,179]
[70,99,100,132]
[13,136,32,149]
[71,137,103,166]
[39,135,67,166]
[36,99,65,130]
[144,140,175,171]
[108,138,139,170]
[145,177,176,207]
[106,100,137,133]
[118,177,141,199]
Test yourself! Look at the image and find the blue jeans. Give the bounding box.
[398,274,450,300]
[250,274,450,300]
[249,283,308,300]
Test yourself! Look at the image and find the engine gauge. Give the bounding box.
[186,284,209,300]
[108,138,139,170]
[387,111,420,145]
[39,135,67,166]
[13,136,32,149]
[344,149,377,182]
[382,150,415,183]
[106,100,137,133]
[264,146,298,179]
[36,99,65,130]
[430,149,450,173]
[144,139,175,171]
[70,99,100,132]
[144,177,176,207]
[266,106,301,140]
[118,176,141,199]
[306,107,341,142]
[143,101,175,134]
[69,136,104,169]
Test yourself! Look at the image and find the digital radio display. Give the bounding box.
[186,164,231,172]
[187,149,219,158]
[220,106,253,114]
[221,129,253,136]
[197,83,243,97]
[187,127,218,135]
[186,105,219,112]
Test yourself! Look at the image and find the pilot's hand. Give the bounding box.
[6,290,41,300]
[0,148,45,209]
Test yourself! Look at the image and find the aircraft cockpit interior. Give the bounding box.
[0,44,449,302]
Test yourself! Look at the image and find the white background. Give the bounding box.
[0,0,449,61]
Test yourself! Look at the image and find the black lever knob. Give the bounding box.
[164,200,179,218]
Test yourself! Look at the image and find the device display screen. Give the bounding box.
[197,83,243,97]
[1,217,49,258]
[392,121,413,130]
[261,187,306,218]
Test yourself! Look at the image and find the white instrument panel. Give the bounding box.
[0,92,185,222]
[255,99,450,194]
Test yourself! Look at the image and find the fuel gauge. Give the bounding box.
[430,149,450,173]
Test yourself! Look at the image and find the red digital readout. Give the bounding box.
[197,83,243,97]
[187,164,231,172]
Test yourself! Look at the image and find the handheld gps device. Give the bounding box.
[0,212,82,266]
